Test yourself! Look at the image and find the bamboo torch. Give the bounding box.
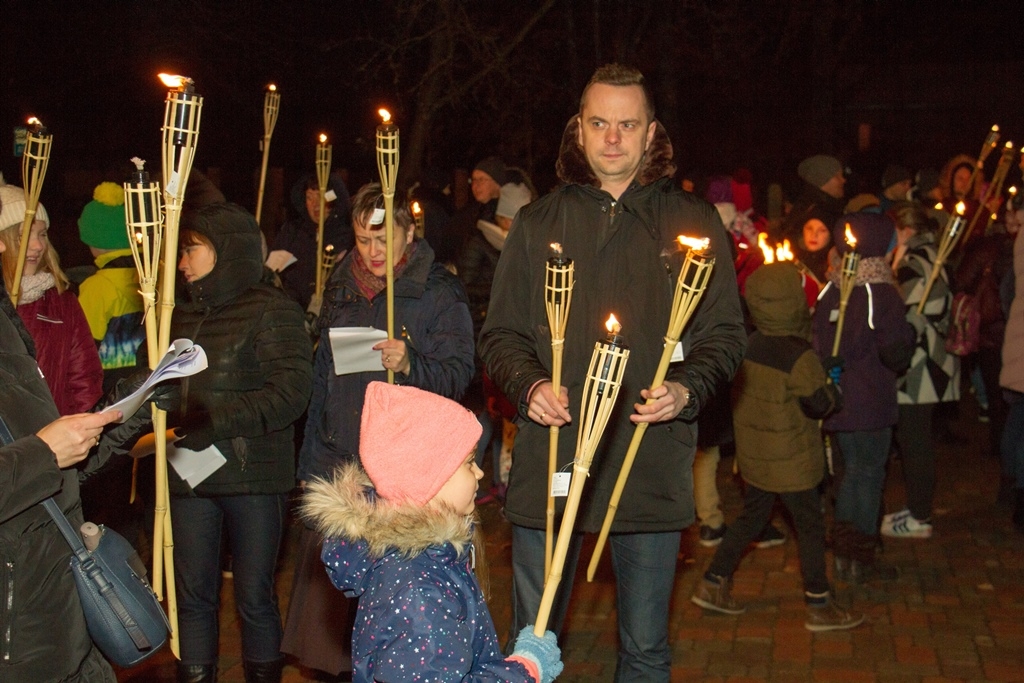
[154,72,203,658]
[984,142,1017,234]
[10,118,53,305]
[587,236,714,581]
[965,125,1001,198]
[376,109,400,383]
[123,158,163,506]
[830,225,860,357]
[534,315,629,635]
[254,84,280,226]
[311,133,332,314]
[543,242,574,577]
[916,202,966,314]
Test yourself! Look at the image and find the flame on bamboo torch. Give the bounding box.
[376,108,400,382]
[535,316,629,635]
[411,200,424,239]
[11,117,53,305]
[587,235,715,580]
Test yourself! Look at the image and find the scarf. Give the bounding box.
[827,253,895,288]
[16,272,56,305]
[351,242,416,300]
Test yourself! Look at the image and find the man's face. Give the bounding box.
[470,171,501,204]
[577,83,656,195]
[820,171,846,199]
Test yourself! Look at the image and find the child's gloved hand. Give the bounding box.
[824,356,844,385]
[508,626,563,683]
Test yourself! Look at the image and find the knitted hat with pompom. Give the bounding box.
[78,182,128,249]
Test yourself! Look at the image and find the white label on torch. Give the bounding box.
[369,208,386,225]
[551,472,571,497]
[166,171,181,196]
[829,308,839,322]
[670,342,684,363]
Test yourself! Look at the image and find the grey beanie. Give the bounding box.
[473,156,508,186]
[797,155,843,188]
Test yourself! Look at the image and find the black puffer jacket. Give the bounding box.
[171,203,313,497]
[479,117,746,534]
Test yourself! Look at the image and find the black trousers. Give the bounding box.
[894,403,936,521]
[708,482,829,596]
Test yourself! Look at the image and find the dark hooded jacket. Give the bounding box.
[170,203,313,497]
[271,174,354,310]
[478,117,746,533]
[733,263,841,492]
[297,239,474,483]
[302,463,534,683]
[0,278,147,682]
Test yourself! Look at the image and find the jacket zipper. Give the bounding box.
[2,560,12,662]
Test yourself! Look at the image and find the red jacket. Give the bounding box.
[18,287,103,415]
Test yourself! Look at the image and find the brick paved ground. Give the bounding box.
[117,400,1024,682]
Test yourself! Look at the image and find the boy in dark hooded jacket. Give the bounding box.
[691,261,862,631]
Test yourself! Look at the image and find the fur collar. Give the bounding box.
[555,115,677,189]
[302,461,474,560]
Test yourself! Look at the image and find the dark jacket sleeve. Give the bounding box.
[402,270,476,400]
[0,435,63,525]
[210,294,313,440]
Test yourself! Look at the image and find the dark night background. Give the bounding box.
[2,0,1023,267]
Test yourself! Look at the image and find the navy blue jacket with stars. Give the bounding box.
[302,462,536,683]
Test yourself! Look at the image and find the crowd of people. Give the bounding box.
[1,60,1022,683]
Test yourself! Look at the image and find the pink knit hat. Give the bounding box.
[359,382,482,506]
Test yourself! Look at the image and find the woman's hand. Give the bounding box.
[37,411,123,469]
[373,339,411,376]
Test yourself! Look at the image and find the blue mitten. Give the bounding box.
[824,355,844,385]
[511,626,563,683]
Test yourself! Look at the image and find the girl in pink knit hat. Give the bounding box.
[302,382,563,683]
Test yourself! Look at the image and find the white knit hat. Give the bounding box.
[495,182,532,220]
[0,176,50,232]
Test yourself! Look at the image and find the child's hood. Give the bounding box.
[302,461,475,591]
[744,262,812,340]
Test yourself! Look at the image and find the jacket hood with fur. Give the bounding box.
[554,115,677,188]
[302,462,474,592]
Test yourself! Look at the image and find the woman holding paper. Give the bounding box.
[169,202,312,683]
[281,182,474,678]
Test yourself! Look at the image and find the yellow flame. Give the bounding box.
[992,213,999,221]
[411,201,422,215]
[844,223,857,248]
[677,235,710,251]
[550,242,563,255]
[758,232,774,264]
[605,314,621,335]
[1010,186,1018,195]
[993,124,1000,133]
[267,83,277,92]
[1007,141,1015,149]
[158,73,187,88]
[934,202,944,210]
[319,133,327,144]
[135,232,143,244]
[379,109,392,124]
[26,116,42,127]
[776,239,794,262]
[955,201,966,216]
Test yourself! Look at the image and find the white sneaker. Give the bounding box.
[881,510,932,538]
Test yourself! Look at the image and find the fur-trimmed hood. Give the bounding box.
[554,115,677,188]
[302,461,474,591]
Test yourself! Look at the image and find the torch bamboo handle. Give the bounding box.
[916,263,943,315]
[586,338,676,581]
[830,299,849,357]
[255,134,272,225]
[534,461,589,636]
[545,343,565,578]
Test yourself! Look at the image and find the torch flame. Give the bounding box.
[1007,141,1015,149]
[411,201,422,215]
[379,109,392,124]
[758,232,774,264]
[677,235,710,251]
[158,73,187,88]
[993,125,1000,133]
[267,83,277,92]
[844,223,857,248]
[934,202,944,210]
[135,232,143,244]
[776,239,794,262]
[955,201,966,216]
[319,133,327,144]
[26,116,42,127]
[605,314,621,335]
[1010,186,1018,196]
[550,242,563,256]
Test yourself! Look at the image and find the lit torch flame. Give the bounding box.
[379,109,392,124]
[776,239,794,262]
[605,314,621,336]
[318,133,327,144]
[934,202,944,211]
[844,223,857,249]
[758,232,774,264]
[550,242,563,256]
[158,73,188,89]
[267,83,277,92]
[677,235,710,251]
[411,201,422,215]
[26,116,43,127]
[955,201,966,216]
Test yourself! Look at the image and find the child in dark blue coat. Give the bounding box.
[303,382,562,683]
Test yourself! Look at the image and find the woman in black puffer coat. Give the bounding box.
[169,203,312,683]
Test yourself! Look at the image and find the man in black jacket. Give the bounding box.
[479,64,745,681]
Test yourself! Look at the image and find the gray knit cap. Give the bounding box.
[797,155,843,188]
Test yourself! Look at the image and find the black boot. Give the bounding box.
[831,521,854,582]
[849,529,898,584]
[177,663,217,683]
[243,658,284,683]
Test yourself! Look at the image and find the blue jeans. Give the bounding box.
[506,524,680,683]
[171,494,287,665]
[833,429,892,535]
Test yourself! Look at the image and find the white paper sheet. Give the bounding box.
[328,327,389,375]
[105,339,208,422]
[265,249,297,272]
[128,430,227,489]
